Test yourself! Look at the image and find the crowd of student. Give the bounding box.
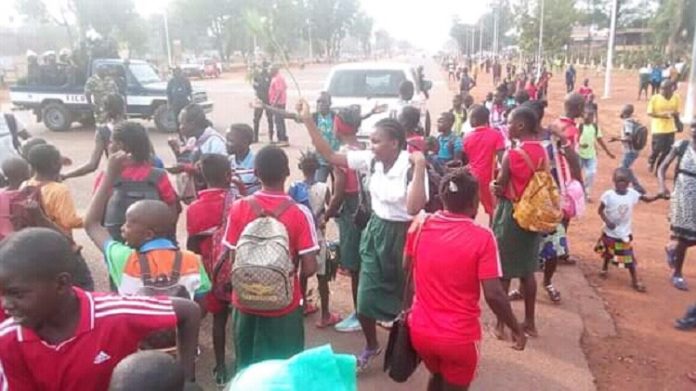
[1,55,696,390]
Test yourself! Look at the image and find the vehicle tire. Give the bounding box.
[42,102,73,132]
[153,104,178,133]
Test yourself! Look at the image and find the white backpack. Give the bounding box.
[232,197,294,311]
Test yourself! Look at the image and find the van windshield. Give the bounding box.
[328,69,407,98]
[129,63,161,85]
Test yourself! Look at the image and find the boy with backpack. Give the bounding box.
[185,154,241,387]
[222,145,318,370]
[435,112,462,164]
[610,104,647,194]
[0,228,201,390]
[288,151,340,328]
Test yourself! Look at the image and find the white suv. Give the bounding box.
[323,62,431,140]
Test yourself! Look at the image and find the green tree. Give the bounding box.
[350,11,374,55]
[651,0,696,58]
[172,0,234,60]
[307,0,360,59]
[515,0,579,57]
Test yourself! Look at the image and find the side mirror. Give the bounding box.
[423,80,433,91]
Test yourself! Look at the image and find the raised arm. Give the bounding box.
[62,133,107,180]
[84,152,127,251]
[298,100,348,167]
[325,167,346,219]
[406,151,428,215]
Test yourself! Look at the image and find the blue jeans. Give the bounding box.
[580,157,598,196]
[620,151,646,194]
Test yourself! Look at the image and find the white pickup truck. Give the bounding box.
[9,58,213,132]
[323,62,432,140]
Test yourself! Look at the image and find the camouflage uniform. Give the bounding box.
[84,75,120,123]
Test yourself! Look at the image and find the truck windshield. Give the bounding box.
[328,70,407,98]
[129,63,161,84]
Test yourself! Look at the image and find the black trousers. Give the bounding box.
[273,104,288,142]
[648,132,675,173]
[253,106,274,142]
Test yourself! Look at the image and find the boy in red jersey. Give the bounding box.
[0,228,201,391]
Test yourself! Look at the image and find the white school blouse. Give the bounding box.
[346,150,429,222]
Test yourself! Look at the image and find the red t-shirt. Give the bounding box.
[556,117,580,150]
[0,288,177,391]
[407,212,501,343]
[505,141,548,201]
[187,188,228,269]
[525,84,538,100]
[406,135,427,153]
[463,126,505,184]
[223,191,319,317]
[578,86,593,99]
[93,163,178,206]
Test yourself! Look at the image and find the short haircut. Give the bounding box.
[21,138,47,159]
[298,150,320,173]
[228,123,254,146]
[27,143,61,175]
[0,228,73,281]
[399,81,415,100]
[375,118,406,149]
[398,106,421,132]
[515,90,530,104]
[104,94,125,119]
[255,145,289,185]
[469,105,490,127]
[440,112,455,123]
[1,156,30,183]
[614,167,632,180]
[108,351,184,391]
[112,122,151,163]
[521,100,546,123]
[510,106,540,135]
[440,168,479,214]
[621,104,635,118]
[181,103,208,129]
[317,91,332,105]
[199,154,230,186]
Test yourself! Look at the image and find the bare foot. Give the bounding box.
[523,322,539,338]
[494,322,507,340]
[599,269,608,279]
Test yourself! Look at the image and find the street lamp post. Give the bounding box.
[536,0,545,78]
[163,9,172,67]
[602,0,618,99]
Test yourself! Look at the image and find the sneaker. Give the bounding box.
[672,276,689,291]
[335,312,362,332]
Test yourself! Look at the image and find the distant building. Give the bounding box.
[567,26,652,60]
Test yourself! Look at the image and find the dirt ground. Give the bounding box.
[460,67,696,391]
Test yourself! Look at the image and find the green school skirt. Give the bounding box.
[232,306,304,371]
[492,199,542,279]
[357,215,410,321]
[337,194,362,272]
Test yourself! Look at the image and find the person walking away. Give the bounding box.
[462,105,505,224]
[490,106,546,339]
[555,92,585,151]
[596,168,661,292]
[565,64,577,93]
[167,67,193,131]
[650,64,663,95]
[578,110,615,201]
[638,65,651,100]
[407,169,526,391]
[647,80,681,174]
[85,65,120,125]
[324,108,365,333]
[608,104,646,193]
[658,123,696,291]
[269,66,289,146]
[252,63,274,143]
[222,146,319,370]
[288,152,340,328]
[298,99,429,372]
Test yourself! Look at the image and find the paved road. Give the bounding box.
[3,59,600,390]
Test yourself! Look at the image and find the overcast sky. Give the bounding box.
[20,0,491,52]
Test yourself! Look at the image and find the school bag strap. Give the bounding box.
[138,250,183,286]
[246,196,294,219]
[506,147,547,202]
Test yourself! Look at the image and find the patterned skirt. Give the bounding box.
[670,174,696,241]
[594,234,635,268]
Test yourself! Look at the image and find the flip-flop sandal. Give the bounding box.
[303,303,319,316]
[632,282,647,293]
[356,347,382,373]
[672,276,689,291]
[316,313,342,328]
[545,284,562,303]
[508,289,523,301]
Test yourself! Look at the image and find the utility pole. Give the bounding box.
[163,9,172,67]
[683,3,696,123]
[308,22,314,60]
[493,1,499,56]
[479,19,484,60]
[536,0,545,77]
[471,25,476,57]
[602,0,618,98]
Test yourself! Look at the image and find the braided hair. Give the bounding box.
[374,118,406,150]
[439,167,479,214]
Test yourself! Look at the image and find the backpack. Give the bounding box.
[104,169,165,240]
[9,185,44,232]
[510,148,563,233]
[231,197,295,312]
[628,120,649,151]
[135,250,190,350]
[407,156,445,213]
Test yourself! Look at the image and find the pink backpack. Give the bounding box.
[551,140,585,219]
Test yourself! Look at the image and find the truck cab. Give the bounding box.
[9,58,213,132]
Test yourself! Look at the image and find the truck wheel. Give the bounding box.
[153,105,178,133]
[42,103,73,132]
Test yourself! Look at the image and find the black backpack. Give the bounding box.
[104,169,165,240]
[407,156,445,213]
[629,120,649,151]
